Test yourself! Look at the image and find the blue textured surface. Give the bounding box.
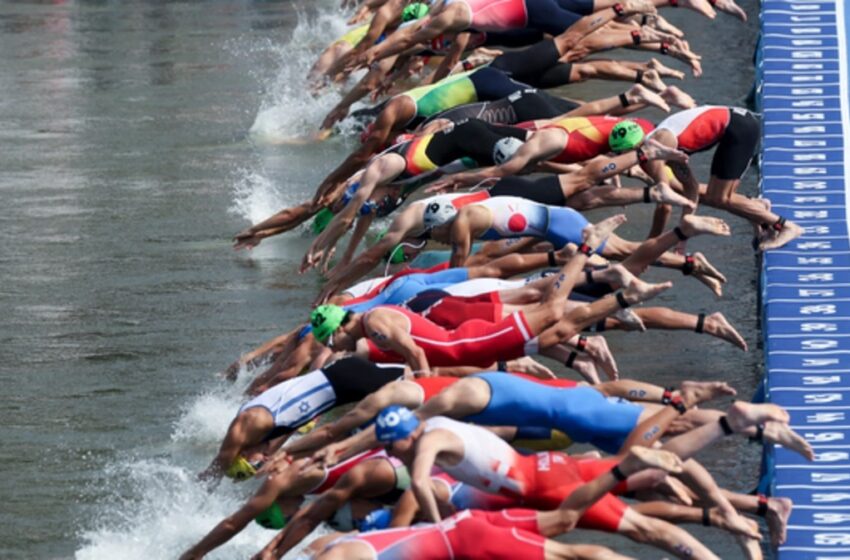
[760,1,850,557]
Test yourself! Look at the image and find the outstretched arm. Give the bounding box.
[285,382,420,455]
[179,478,284,560]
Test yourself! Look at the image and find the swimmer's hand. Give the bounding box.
[506,357,555,379]
[321,106,349,131]
[233,230,262,250]
[307,442,345,469]
[256,451,294,476]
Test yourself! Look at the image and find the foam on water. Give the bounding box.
[75,367,329,559]
[229,168,290,226]
[248,11,352,144]
[75,7,360,558]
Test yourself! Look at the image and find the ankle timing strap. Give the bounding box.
[673,226,688,241]
[635,69,644,84]
[681,254,695,275]
[643,186,652,203]
[611,464,628,481]
[565,351,578,368]
[719,415,734,436]
[756,494,769,517]
[619,92,630,108]
[616,291,630,309]
[702,508,711,527]
[695,313,705,334]
[660,42,670,55]
[631,29,641,45]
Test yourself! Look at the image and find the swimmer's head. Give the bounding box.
[375,405,421,443]
[311,207,335,235]
[310,304,351,344]
[402,2,430,22]
[492,137,524,165]
[255,502,288,530]
[225,456,258,481]
[422,199,457,230]
[609,120,645,153]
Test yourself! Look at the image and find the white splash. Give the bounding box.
[249,11,354,143]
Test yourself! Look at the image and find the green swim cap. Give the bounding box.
[310,304,348,344]
[402,2,430,22]
[311,208,335,235]
[376,229,408,265]
[256,502,288,530]
[609,120,645,153]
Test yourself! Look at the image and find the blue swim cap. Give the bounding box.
[375,405,420,442]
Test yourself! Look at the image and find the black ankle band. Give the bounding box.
[611,465,628,481]
[635,69,644,84]
[576,335,588,351]
[756,494,768,517]
[695,313,705,334]
[702,508,711,527]
[669,396,687,415]
[619,92,630,108]
[719,415,734,436]
[585,268,594,285]
[616,291,630,308]
[673,226,688,241]
[578,243,593,256]
[772,216,787,231]
[660,41,670,55]
[643,186,651,203]
[631,29,641,45]
[548,250,557,267]
[612,2,625,15]
[681,254,695,276]
[565,351,578,368]
[640,13,649,25]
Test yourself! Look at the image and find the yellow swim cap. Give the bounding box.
[225,456,257,481]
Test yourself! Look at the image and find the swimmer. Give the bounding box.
[308,216,672,371]
[640,105,803,251]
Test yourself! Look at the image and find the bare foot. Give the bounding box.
[640,69,667,92]
[621,446,685,475]
[691,251,727,283]
[643,137,689,164]
[640,26,681,45]
[734,535,763,560]
[726,401,791,432]
[765,496,793,548]
[625,83,670,112]
[714,0,747,21]
[570,354,602,384]
[680,215,732,238]
[613,307,647,331]
[679,0,717,19]
[760,220,803,251]
[593,263,637,290]
[661,85,696,109]
[762,421,814,461]
[582,335,619,381]
[648,57,685,79]
[651,182,695,210]
[583,214,628,249]
[704,312,748,351]
[712,509,762,540]
[622,278,673,306]
[679,380,737,406]
[646,15,685,38]
[693,272,724,298]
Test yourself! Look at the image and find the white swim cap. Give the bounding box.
[422,199,458,230]
[492,137,524,165]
